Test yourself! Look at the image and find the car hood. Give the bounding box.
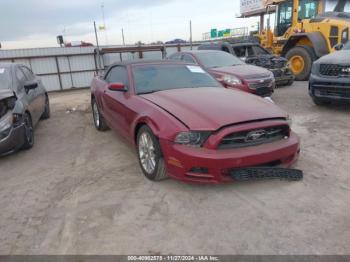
[316,50,350,64]
[209,64,272,80]
[0,89,15,100]
[141,87,287,131]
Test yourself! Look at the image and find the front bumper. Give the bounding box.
[0,124,25,156]
[309,74,350,102]
[247,78,275,97]
[271,68,294,85]
[225,78,274,97]
[160,132,300,184]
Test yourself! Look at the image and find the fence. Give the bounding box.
[0,44,198,92]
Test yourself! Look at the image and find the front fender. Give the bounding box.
[131,107,188,145]
[133,115,161,140]
[282,32,329,57]
[13,99,26,115]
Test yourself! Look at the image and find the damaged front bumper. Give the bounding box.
[271,67,295,85]
[0,124,25,156]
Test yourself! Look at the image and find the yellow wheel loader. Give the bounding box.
[253,0,350,80]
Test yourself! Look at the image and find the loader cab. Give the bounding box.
[276,0,319,37]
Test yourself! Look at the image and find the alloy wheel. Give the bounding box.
[92,101,100,127]
[138,132,156,174]
[24,114,34,145]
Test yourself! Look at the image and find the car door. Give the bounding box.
[15,66,39,123]
[102,66,130,138]
[21,66,45,122]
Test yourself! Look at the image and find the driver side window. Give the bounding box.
[105,66,129,87]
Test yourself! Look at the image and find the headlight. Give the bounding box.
[0,112,13,138]
[174,131,211,147]
[287,115,293,128]
[223,75,242,85]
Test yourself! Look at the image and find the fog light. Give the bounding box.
[190,167,209,174]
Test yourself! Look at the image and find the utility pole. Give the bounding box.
[190,20,193,50]
[94,21,102,70]
[121,28,126,46]
[101,2,108,45]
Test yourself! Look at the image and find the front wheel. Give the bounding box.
[137,126,168,181]
[22,113,34,150]
[41,95,50,120]
[286,46,316,81]
[286,79,294,86]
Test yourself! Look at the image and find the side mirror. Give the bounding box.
[24,81,38,91]
[108,82,127,92]
[334,43,344,51]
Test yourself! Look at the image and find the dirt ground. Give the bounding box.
[0,82,350,255]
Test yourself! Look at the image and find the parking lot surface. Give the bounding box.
[0,82,350,255]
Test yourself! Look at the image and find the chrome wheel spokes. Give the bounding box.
[138,132,156,174]
[24,115,33,143]
[93,102,100,127]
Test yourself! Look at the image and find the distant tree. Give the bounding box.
[135,41,145,46]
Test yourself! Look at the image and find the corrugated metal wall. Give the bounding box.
[0,45,198,92]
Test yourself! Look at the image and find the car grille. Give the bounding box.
[271,58,288,68]
[218,125,290,149]
[319,64,350,77]
[248,78,274,96]
[313,83,350,98]
[248,79,273,89]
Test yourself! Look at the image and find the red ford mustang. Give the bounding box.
[91,60,300,183]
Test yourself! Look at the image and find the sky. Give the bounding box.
[0,0,260,49]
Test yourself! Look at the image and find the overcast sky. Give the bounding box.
[0,0,260,49]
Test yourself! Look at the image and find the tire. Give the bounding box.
[41,95,51,120]
[91,98,109,131]
[22,113,34,150]
[286,46,317,81]
[286,79,294,86]
[312,97,331,106]
[137,126,168,181]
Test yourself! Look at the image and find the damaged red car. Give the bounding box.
[91,60,300,183]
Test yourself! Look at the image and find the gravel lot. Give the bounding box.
[0,82,349,255]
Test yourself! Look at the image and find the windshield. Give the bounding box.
[0,68,12,90]
[195,52,245,68]
[132,64,222,94]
